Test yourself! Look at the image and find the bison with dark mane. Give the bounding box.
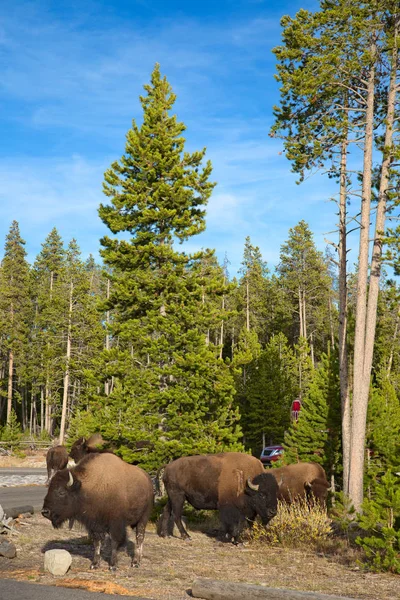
[46,445,68,484]
[159,452,278,543]
[270,462,330,506]
[42,453,154,570]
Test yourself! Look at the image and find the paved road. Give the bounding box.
[0,467,47,476]
[0,485,47,513]
[0,468,47,514]
[0,579,155,600]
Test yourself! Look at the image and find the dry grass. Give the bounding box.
[0,513,399,599]
[246,499,332,548]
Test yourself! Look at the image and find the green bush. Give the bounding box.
[356,471,400,574]
[0,409,22,443]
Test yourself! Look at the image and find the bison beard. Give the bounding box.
[159,453,278,544]
[41,453,154,571]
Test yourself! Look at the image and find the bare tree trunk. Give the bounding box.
[387,306,400,376]
[105,278,111,396]
[361,23,398,411]
[59,281,73,445]
[338,137,351,496]
[40,387,44,433]
[7,350,13,424]
[246,275,250,332]
[298,287,303,338]
[302,289,307,342]
[309,332,315,368]
[219,293,225,359]
[328,294,335,350]
[349,55,376,512]
[29,395,34,436]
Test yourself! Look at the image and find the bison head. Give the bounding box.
[69,437,88,463]
[245,472,278,525]
[41,469,81,528]
[304,477,330,506]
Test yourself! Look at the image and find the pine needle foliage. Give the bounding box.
[96,65,243,470]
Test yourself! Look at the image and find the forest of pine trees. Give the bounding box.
[1,0,400,532]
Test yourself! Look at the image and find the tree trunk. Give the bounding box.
[338,137,351,496]
[59,280,73,445]
[361,23,398,418]
[298,287,303,338]
[387,305,400,376]
[105,278,111,395]
[219,293,225,360]
[246,274,250,331]
[348,54,376,512]
[7,350,13,424]
[40,387,44,433]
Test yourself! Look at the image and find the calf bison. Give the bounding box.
[69,433,109,463]
[46,445,68,484]
[159,452,278,544]
[42,453,154,570]
[270,462,330,506]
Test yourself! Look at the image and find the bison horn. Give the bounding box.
[247,478,259,491]
[67,471,74,488]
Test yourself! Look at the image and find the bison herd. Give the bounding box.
[42,436,330,571]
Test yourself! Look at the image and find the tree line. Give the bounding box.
[1,0,400,532]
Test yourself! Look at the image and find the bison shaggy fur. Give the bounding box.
[159,452,278,543]
[46,445,68,484]
[270,462,330,506]
[69,433,110,464]
[42,453,154,570]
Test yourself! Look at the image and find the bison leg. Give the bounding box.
[109,521,127,571]
[131,519,147,567]
[91,535,102,569]
[159,499,175,538]
[170,493,191,540]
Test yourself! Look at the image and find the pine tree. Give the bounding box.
[0,222,32,425]
[277,221,332,363]
[241,333,298,454]
[31,228,66,434]
[284,350,342,482]
[95,64,242,470]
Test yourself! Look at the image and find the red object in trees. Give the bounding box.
[291,398,301,422]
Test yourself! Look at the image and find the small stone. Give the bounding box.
[0,540,17,558]
[44,549,72,576]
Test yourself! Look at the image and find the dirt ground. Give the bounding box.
[0,513,399,600]
[0,451,47,468]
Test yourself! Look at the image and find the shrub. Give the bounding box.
[248,498,332,548]
[356,471,400,574]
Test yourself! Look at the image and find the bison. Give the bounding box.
[69,433,110,464]
[159,452,278,544]
[41,453,154,570]
[46,445,68,484]
[270,462,330,506]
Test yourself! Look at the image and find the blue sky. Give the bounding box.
[0,0,348,276]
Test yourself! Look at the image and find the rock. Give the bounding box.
[0,540,17,558]
[44,549,72,576]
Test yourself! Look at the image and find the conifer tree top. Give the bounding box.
[99,63,215,250]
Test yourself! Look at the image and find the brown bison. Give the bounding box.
[159,452,278,544]
[46,445,68,484]
[42,453,154,570]
[270,462,330,506]
[69,433,110,463]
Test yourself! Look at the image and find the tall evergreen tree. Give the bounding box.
[0,222,31,425]
[96,64,242,469]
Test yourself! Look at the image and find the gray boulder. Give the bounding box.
[0,540,17,558]
[44,549,72,576]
